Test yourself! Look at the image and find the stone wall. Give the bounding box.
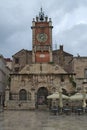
[12,50,32,72]
[5,67,76,110]
[12,46,74,73]
[73,57,87,78]
[5,100,35,110]
[53,46,73,73]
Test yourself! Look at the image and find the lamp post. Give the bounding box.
[82,79,87,112]
[59,86,63,113]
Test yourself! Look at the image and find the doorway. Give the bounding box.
[37,87,48,105]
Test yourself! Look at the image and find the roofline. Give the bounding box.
[12,49,32,57]
[10,73,76,76]
[53,49,73,56]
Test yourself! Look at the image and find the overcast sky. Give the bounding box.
[0,0,87,58]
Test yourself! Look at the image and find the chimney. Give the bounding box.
[60,45,63,51]
[59,45,64,67]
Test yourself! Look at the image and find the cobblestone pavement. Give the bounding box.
[0,110,87,130]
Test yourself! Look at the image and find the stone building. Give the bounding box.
[73,57,87,92]
[5,8,87,110]
[0,55,11,110]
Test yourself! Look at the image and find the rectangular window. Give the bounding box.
[15,58,19,64]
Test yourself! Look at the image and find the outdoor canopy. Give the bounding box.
[47,92,69,99]
[69,93,87,100]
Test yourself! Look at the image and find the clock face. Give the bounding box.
[37,33,48,42]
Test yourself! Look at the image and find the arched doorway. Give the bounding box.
[37,87,48,105]
[19,89,27,100]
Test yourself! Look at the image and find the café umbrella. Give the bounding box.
[82,87,86,108]
[47,92,69,99]
[69,93,87,109]
[69,93,87,101]
[47,92,69,111]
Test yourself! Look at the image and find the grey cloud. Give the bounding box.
[0,0,87,58]
[57,24,87,56]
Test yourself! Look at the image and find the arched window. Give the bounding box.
[19,89,27,100]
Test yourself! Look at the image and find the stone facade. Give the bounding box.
[5,62,76,110]
[73,57,87,78]
[12,46,74,74]
[5,58,12,70]
[73,57,87,91]
[12,49,32,72]
[0,55,11,109]
[4,8,87,110]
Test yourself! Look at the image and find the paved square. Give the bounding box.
[43,127,55,130]
[0,110,87,130]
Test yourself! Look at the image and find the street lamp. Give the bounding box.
[59,86,63,113]
[82,79,87,112]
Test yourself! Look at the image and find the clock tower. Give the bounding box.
[31,8,53,63]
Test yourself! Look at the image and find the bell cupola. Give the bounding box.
[31,8,53,63]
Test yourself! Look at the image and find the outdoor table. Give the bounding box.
[75,108,83,115]
[85,107,87,113]
[51,108,58,115]
[63,108,71,115]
